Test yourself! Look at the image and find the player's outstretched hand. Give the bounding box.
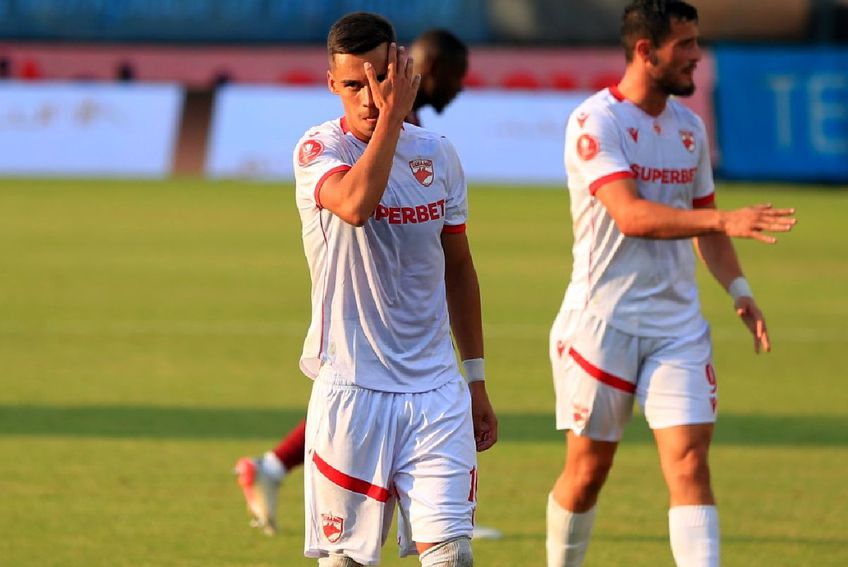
[469,382,498,452]
[735,296,770,353]
[364,42,421,127]
[722,203,797,243]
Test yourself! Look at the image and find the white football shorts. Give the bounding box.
[549,310,718,441]
[304,372,477,565]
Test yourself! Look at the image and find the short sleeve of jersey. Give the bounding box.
[293,126,352,211]
[440,137,468,233]
[691,115,716,208]
[565,106,634,196]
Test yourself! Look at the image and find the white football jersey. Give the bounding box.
[294,117,467,393]
[560,86,715,337]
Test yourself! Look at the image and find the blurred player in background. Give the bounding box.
[293,12,495,566]
[235,27,473,539]
[545,1,796,566]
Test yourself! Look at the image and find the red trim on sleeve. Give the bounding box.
[442,223,467,234]
[588,170,635,195]
[312,452,391,503]
[568,347,636,394]
[609,85,626,102]
[314,165,352,209]
[692,192,716,208]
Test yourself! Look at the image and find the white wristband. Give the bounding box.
[461,358,485,383]
[728,277,753,301]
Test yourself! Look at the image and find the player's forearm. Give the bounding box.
[327,119,403,226]
[617,199,724,239]
[445,259,484,361]
[694,233,744,291]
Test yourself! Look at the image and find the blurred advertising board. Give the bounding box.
[715,47,848,182]
[207,85,586,185]
[0,83,182,177]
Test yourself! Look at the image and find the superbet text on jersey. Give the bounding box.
[561,86,715,339]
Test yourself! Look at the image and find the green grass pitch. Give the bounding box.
[1,178,846,566]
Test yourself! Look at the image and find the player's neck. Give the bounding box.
[615,72,668,117]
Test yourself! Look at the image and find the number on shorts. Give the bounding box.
[468,467,478,503]
[705,363,718,394]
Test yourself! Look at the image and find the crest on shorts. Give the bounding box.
[321,513,344,543]
[680,130,695,152]
[409,159,434,186]
[298,139,324,166]
[576,134,599,161]
[556,340,567,358]
[572,404,589,425]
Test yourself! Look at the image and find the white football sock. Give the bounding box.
[546,492,596,567]
[419,536,473,566]
[668,505,719,567]
[261,451,286,482]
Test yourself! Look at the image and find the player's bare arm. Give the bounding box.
[694,203,772,353]
[596,178,796,241]
[319,42,422,226]
[442,231,498,452]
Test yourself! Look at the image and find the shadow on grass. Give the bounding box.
[490,532,848,547]
[1,405,846,446]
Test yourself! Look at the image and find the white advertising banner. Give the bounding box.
[206,86,339,180]
[0,82,182,177]
[206,86,587,185]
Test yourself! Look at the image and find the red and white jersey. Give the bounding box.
[560,86,715,337]
[294,117,467,393]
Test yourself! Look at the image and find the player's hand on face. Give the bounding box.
[723,203,796,243]
[469,382,498,452]
[364,43,421,126]
[735,296,770,353]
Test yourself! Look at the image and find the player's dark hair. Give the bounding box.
[621,0,698,62]
[415,29,468,71]
[327,12,396,62]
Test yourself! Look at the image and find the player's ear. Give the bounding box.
[327,69,338,94]
[635,39,653,64]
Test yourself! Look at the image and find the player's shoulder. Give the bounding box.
[402,122,457,154]
[569,88,620,128]
[667,98,706,132]
[297,118,343,145]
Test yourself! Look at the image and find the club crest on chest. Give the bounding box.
[409,159,434,187]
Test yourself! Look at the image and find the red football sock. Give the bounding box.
[272,418,306,471]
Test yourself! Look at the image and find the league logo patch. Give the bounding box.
[680,130,695,152]
[627,127,639,143]
[556,340,567,358]
[409,159,434,186]
[298,139,324,166]
[321,513,344,543]
[576,134,599,161]
[576,112,589,128]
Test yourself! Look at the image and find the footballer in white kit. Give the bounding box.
[293,13,496,567]
[545,3,795,566]
[551,85,718,438]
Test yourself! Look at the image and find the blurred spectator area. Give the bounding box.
[0,0,838,46]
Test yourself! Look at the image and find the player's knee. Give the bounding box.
[669,448,711,488]
[569,457,613,497]
[419,536,473,567]
[318,554,363,567]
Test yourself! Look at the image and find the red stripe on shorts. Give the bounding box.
[568,346,636,394]
[312,452,391,503]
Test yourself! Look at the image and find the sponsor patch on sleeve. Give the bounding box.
[298,139,324,167]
